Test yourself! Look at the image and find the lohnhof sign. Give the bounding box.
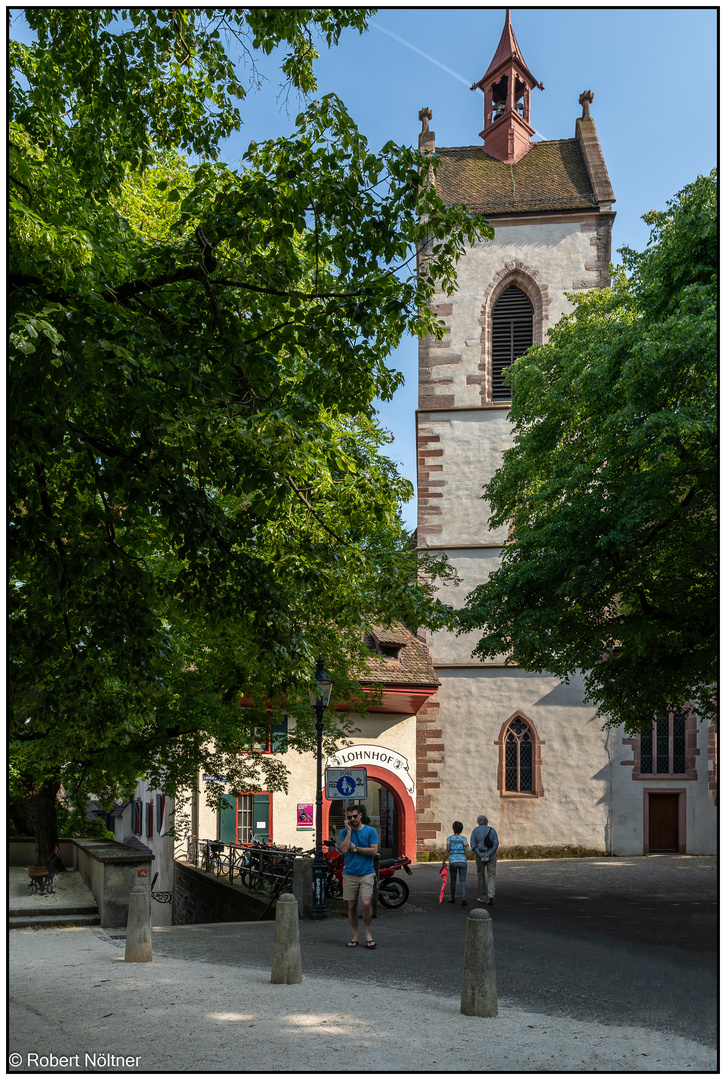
[326,745,415,795]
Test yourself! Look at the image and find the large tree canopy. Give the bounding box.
[459,172,717,733]
[9,8,493,852]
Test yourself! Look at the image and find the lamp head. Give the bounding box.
[308,656,334,710]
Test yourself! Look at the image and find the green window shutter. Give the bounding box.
[252,793,270,842]
[219,796,237,844]
[271,716,288,753]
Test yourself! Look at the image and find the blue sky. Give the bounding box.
[215,6,716,529]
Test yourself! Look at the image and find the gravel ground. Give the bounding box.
[9,869,96,912]
[9,926,716,1073]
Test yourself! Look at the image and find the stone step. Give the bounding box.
[9,904,99,918]
[9,912,101,930]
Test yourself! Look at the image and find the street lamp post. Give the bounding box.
[309,657,334,920]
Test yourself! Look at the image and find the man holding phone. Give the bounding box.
[338,805,379,948]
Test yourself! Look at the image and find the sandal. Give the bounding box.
[365,940,377,949]
[346,940,358,947]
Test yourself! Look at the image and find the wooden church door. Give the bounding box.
[648,793,680,852]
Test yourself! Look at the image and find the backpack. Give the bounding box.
[483,828,495,850]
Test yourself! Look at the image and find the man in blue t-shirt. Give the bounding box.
[338,805,379,948]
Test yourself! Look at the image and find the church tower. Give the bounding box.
[414,10,618,856]
[414,11,715,859]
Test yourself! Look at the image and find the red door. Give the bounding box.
[648,794,679,852]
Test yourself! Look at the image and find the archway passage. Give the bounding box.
[322,765,417,860]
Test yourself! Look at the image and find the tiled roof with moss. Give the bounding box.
[362,626,439,687]
[434,139,599,216]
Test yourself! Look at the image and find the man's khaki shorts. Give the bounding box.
[342,873,375,902]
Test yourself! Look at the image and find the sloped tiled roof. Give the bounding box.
[369,625,412,646]
[362,626,439,687]
[435,140,599,216]
[123,834,153,855]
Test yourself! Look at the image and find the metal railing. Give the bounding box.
[186,837,305,901]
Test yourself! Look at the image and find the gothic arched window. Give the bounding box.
[505,716,533,792]
[497,713,544,797]
[491,285,534,400]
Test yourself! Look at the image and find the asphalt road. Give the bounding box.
[151,855,717,1049]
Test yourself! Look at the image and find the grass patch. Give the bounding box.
[418,846,608,862]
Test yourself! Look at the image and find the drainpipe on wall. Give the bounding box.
[605,724,614,856]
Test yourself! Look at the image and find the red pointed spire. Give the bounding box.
[474,9,540,91]
[471,10,544,164]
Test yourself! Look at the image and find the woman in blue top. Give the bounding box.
[442,821,471,905]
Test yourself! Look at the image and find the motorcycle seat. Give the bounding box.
[378,859,400,869]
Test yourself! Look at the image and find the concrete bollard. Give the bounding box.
[124,885,152,963]
[460,908,498,1017]
[270,893,302,984]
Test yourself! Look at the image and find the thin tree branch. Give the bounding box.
[284,474,347,545]
[9,174,33,207]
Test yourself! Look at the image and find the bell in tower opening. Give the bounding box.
[471,9,543,164]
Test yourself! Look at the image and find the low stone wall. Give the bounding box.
[73,839,153,927]
[9,837,75,867]
[417,846,609,862]
[173,857,313,925]
[173,862,272,924]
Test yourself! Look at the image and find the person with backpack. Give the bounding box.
[441,821,471,906]
[470,814,499,905]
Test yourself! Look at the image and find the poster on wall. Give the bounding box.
[297,803,313,830]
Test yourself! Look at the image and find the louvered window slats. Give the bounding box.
[491,286,533,400]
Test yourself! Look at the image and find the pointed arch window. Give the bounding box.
[505,716,533,792]
[491,285,533,400]
[497,713,544,797]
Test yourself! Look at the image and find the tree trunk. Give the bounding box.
[22,779,63,865]
[9,796,34,837]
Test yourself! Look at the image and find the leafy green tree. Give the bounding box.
[9,9,492,857]
[459,172,716,734]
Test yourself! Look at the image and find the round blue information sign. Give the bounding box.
[336,775,357,797]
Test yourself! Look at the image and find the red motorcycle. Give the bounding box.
[323,840,413,908]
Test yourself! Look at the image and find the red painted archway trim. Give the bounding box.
[322,764,417,860]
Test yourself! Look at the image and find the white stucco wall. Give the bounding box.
[191,710,418,851]
[609,721,717,855]
[420,411,513,547]
[120,778,175,926]
[424,547,506,665]
[430,667,611,851]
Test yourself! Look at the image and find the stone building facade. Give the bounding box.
[414,10,716,857]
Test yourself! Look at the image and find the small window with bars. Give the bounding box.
[639,712,687,775]
[237,795,253,843]
[505,716,534,793]
[491,285,534,400]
